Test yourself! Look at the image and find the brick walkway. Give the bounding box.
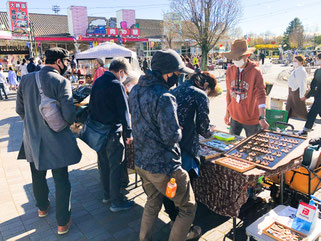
[1,77,320,241]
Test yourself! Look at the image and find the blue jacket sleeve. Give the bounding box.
[156,93,182,146]
[196,93,212,138]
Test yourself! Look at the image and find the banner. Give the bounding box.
[131,29,140,37]
[119,29,129,37]
[7,1,29,36]
[107,28,118,36]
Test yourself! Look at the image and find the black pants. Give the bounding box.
[0,83,8,99]
[30,162,71,226]
[97,132,124,205]
[305,96,321,130]
[229,118,261,137]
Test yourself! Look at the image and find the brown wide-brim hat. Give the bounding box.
[222,39,255,60]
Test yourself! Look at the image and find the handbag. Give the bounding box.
[35,71,68,132]
[78,117,112,152]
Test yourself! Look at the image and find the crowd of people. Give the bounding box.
[12,38,321,240]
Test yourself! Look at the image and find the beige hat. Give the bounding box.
[223,39,255,60]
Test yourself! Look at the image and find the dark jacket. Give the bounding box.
[306,69,321,99]
[88,71,132,138]
[27,62,36,73]
[16,66,82,170]
[129,71,182,175]
[171,80,212,161]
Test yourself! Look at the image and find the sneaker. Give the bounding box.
[298,130,307,136]
[109,200,135,212]
[58,219,72,235]
[310,137,321,146]
[102,198,111,204]
[38,205,50,218]
[186,225,202,240]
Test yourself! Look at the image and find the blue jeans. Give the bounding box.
[97,132,125,205]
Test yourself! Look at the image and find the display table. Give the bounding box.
[245,205,321,241]
[192,157,302,217]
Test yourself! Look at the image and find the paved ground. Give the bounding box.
[0,63,321,241]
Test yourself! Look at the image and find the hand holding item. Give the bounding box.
[259,119,269,130]
[300,97,307,101]
[224,112,231,126]
[126,136,133,145]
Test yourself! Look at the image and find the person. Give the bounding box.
[185,56,194,70]
[15,60,21,82]
[142,58,149,73]
[8,67,18,91]
[286,55,308,120]
[123,70,141,95]
[299,53,321,135]
[35,59,45,71]
[0,66,8,100]
[129,49,197,241]
[163,71,218,240]
[223,39,269,137]
[93,57,106,83]
[88,58,134,212]
[20,59,28,77]
[260,51,266,65]
[27,58,36,73]
[16,47,82,235]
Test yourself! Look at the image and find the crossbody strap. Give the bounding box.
[35,71,44,96]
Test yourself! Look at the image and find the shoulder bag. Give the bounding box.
[35,71,68,132]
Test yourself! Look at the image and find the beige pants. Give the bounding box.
[136,166,197,241]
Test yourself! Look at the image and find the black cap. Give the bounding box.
[45,47,70,62]
[151,49,194,75]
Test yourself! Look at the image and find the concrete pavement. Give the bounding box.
[1,63,321,241]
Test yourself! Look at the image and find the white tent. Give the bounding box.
[75,42,136,60]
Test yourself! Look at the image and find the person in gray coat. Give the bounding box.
[16,47,81,235]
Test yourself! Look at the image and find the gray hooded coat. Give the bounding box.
[16,66,81,170]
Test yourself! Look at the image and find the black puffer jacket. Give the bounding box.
[129,71,182,175]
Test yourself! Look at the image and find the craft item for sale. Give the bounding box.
[215,157,255,173]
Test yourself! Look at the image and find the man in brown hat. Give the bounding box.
[223,39,269,137]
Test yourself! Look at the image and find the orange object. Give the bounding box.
[166,178,177,198]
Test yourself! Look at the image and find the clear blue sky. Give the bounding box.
[1,0,320,36]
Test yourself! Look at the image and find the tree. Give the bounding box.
[315,35,321,45]
[163,12,182,49]
[282,18,304,50]
[171,0,242,70]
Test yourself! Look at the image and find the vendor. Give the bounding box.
[163,71,218,238]
[93,58,107,83]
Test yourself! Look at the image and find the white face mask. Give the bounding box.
[119,72,127,82]
[316,60,321,66]
[233,59,245,68]
[293,62,299,68]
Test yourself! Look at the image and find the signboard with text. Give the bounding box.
[131,29,140,37]
[7,1,28,36]
[107,28,118,36]
[119,29,130,37]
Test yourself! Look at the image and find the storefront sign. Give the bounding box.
[131,29,140,37]
[0,45,29,54]
[120,29,129,36]
[107,28,118,36]
[7,1,29,36]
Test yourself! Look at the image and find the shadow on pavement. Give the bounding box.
[0,116,23,153]
[0,166,162,241]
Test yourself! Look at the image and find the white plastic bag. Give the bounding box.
[4,84,9,95]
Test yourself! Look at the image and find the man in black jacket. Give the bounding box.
[88,58,134,212]
[27,58,36,73]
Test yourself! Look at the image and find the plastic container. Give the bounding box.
[214,132,235,141]
[166,178,177,198]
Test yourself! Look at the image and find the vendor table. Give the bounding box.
[245,205,321,241]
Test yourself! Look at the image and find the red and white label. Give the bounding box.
[296,202,316,223]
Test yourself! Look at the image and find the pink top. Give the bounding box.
[93,67,107,82]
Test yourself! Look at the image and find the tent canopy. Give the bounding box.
[75,42,136,60]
